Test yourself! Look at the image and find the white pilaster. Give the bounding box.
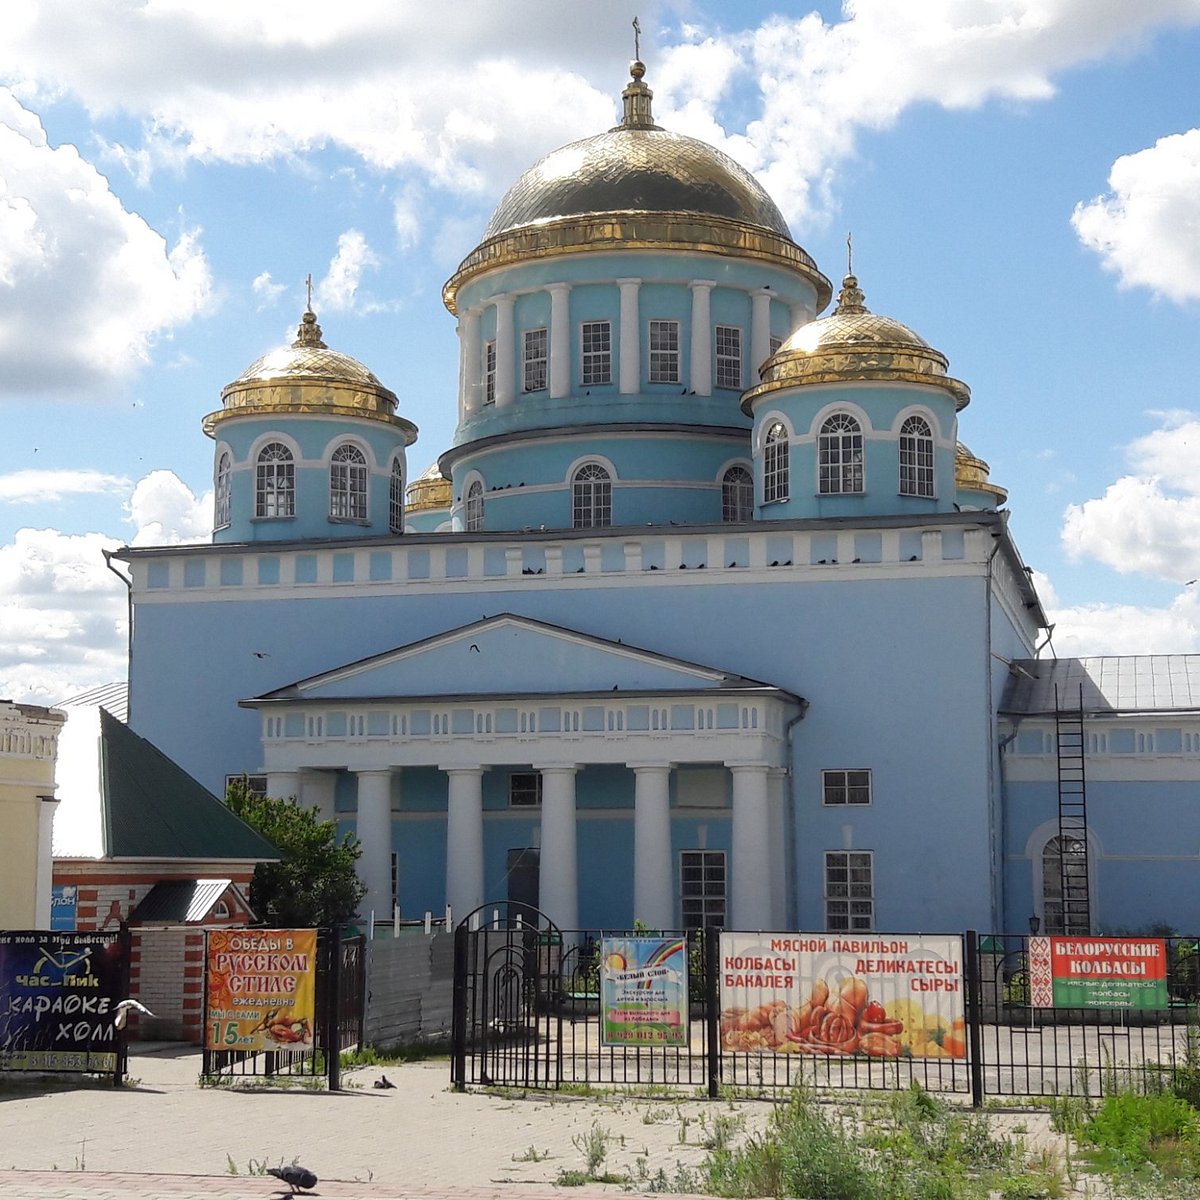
[494,294,516,408]
[462,309,482,414]
[729,763,771,931]
[445,766,485,922]
[632,764,674,929]
[767,768,788,929]
[549,284,572,399]
[618,278,641,394]
[751,289,772,379]
[790,303,809,337]
[538,766,578,929]
[456,318,467,422]
[355,770,394,921]
[300,769,337,823]
[690,280,715,396]
[266,770,301,801]
[35,795,59,928]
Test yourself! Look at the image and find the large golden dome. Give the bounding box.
[742,274,970,413]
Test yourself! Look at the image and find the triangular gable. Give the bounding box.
[254,614,781,702]
[129,879,255,924]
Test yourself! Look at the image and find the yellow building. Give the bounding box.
[0,701,65,928]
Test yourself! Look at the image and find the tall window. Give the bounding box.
[255,442,294,518]
[214,452,231,529]
[1042,835,1089,935]
[572,463,612,528]
[330,443,368,520]
[825,851,874,931]
[818,413,864,495]
[649,319,680,383]
[681,849,726,929]
[763,422,789,503]
[523,328,547,392]
[822,769,871,805]
[721,465,753,522]
[465,479,484,532]
[899,415,935,497]
[484,340,496,404]
[715,325,742,390]
[581,321,611,386]
[388,457,404,534]
[509,772,542,807]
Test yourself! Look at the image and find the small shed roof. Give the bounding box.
[129,879,253,924]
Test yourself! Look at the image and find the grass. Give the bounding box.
[339,1040,450,1068]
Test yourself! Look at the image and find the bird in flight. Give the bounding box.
[113,999,156,1029]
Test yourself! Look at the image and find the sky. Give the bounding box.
[4,0,1200,705]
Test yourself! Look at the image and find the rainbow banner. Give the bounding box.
[600,936,689,1046]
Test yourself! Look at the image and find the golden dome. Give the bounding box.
[203,308,417,442]
[742,274,970,414]
[955,442,1007,503]
[444,64,830,315]
[405,461,452,513]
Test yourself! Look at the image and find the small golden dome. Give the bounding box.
[742,274,970,413]
[955,442,1007,503]
[405,462,452,513]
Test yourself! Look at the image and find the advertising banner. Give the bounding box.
[0,930,125,1072]
[1028,936,1169,1009]
[600,936,689,1046]
[49,885,78,931]
[205,929,317,1052]
[719,932,966,1059]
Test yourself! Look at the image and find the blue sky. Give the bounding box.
[4,0,1200,703]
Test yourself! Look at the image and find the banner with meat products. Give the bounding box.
[718,933,966,1059]
[205,928,317,1052]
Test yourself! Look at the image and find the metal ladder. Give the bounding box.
[1054,683,1091,934]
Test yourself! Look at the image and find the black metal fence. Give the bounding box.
[451,913,1200,1103]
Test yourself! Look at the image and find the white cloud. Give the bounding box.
[0,469,131,504]
[317,230,380,313]
[1072,129,1200,303]
[127,470,211,546]
[252,270,286,309]
[0,88,213,398]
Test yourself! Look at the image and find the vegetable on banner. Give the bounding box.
[600,936,689,1046]
[1028,936,1168,1009]
[205,929,317,1051]
[719,932,966,1059]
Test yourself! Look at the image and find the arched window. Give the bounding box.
[388,457,404,534]
[1041,835,1090,935]
[763,422,789,503]
[722,465,753,522]
[818,413,864,495]
[572,463,611,529]
[899,415,934,497]
[214,452,231,529]
[330,443,368,520]
[255,443,294,518]
[465,479,484,532]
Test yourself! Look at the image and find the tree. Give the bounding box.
[227,777,366,927]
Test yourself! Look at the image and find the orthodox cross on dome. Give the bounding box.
[834,235,868,316]
[846,231,853,276]
[621,17,658,129]
[633,15,641,60]
[293,274,327,349]
[305,272,314,313]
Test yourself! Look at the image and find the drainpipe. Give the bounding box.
[102,549,133,718]
[783,699,810,930]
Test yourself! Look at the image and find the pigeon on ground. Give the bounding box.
[267,1165,318,1194]
[373,1074,397,1089]
[113,999,156,1029]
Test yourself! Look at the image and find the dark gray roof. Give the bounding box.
[1001,656,1200,716]
[129,879,249,924]
[58,682,129,722]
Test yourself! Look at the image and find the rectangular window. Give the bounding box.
[225,773,268,798]
[649,319,680,383]
[581,321,611,386]
[824,851,874,931]
[523,328,547,392]
[680,849,726,929]
[822,769,871,806]
[509,772,543,807]
[484,340,496,405]
[715,325,742,389]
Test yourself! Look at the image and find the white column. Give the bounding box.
[767,768,788,929]
[300,769,337,823]
[445,767,485,922]
[456,318,467,422]
[549,284,572,399]
[632,764,674,929]
[355,770,394,921]
[751,288,772,379]
[494,294,516,408]
[790,302,809,336]
[729,764,771,930]
[618,277,641,394]
[690,280,715,396]
[35,795,59,928]
[462,309,482,414]
[265,770,301,801]
[538,766,578,929]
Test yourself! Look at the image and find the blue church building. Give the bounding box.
[112,63,1200,939]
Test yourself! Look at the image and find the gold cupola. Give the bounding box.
[203,306,417,443]
[742,274,970,414]
[405,461,452,514]
[443,63,831,314]
[955,442,1008,504]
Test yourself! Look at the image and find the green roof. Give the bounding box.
[99,709,280,861]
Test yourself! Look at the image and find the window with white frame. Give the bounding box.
[484,340,496,404]
[509,772,542,807]
[818,413,864,495]
[715,325,742,389]
[388,458,404,533]
[581,320,611,386]
[899,415,935,497]
[523,328,547,392]
[825,851,874,931]
[763,421,789,503]
[255,442,295,518]
[822,769,871,806]
[214,452,231,529]
[572,462,612,528]
[649,319,680,383]
[681,849,726,929]
[330,443,368,520]
[465,479,484,532]
[721,465,754,522]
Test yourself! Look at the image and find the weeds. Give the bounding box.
[511,1146,549,1163]
[571,1122,612,1178]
